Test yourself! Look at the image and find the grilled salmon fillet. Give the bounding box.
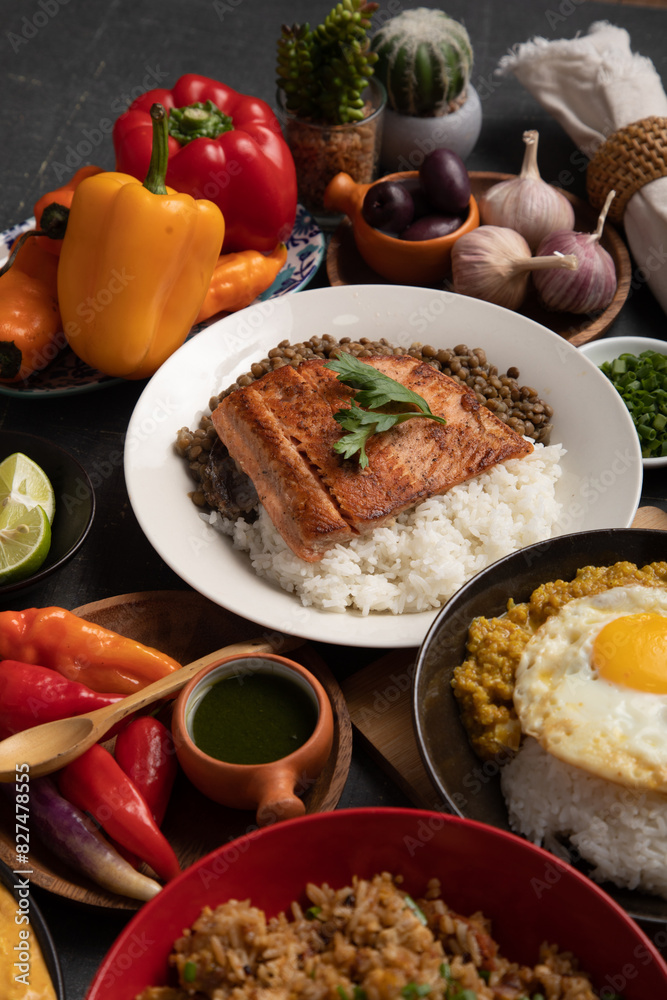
[211,355,533,562]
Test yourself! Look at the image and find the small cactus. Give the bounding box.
[276,0,379,125]
[371,7,473,117]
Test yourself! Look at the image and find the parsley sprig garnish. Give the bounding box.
[325,353,447,469]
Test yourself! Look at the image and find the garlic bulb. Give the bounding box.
[451,225,578,311]
[479,131,575,251]
[533,191,618,314]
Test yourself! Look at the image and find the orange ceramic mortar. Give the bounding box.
[324,170,479,285]
[171,653,334,827]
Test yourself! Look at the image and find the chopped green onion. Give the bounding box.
[403,894,428,926]
[599,348,667,458]
[183,960,197,983]
[401,984,431,998]
[306,905,322,920]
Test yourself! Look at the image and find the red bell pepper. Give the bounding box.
[0,660,124,739]
[58,744,181,882]
[112,73,297,254]
[114,715,178,826]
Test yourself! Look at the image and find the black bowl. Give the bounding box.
[0,431,95,598]
[413,527,667,923]
[0,857,65,999]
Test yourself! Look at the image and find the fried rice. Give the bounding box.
[136,872,599,999]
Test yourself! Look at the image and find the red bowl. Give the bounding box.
[85,808,667,999]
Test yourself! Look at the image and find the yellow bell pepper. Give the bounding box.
[58,104,224,380]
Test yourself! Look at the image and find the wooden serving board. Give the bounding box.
[342,506,667,809]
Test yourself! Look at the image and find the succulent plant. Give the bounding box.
[276,0,379,125]
[371,7,473,117]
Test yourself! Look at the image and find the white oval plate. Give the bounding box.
[124,285,642,648]
[579,335,667,469]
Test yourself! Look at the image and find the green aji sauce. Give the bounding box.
[192,671,318,765]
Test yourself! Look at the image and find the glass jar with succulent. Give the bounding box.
[275,0,386,227]
[370,7,481,172]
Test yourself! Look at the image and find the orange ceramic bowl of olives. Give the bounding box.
[171,652,334,827]
[324,170,479,285]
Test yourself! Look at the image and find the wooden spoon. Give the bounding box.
[0,635,304,782]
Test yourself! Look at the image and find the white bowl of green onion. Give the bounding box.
[580,336,667,468]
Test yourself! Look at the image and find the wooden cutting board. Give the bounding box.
[342,506,667,807]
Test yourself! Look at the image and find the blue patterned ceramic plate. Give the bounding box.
[0,205,324,398]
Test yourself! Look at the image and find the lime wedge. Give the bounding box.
[0,504,52,583]
[0,452,56,526]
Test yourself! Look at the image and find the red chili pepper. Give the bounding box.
[112,73,297,254]
[57,744,181,882]
[0,660,124,739]
[114,715,178,826]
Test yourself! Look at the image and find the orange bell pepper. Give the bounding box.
[32,165,104,255]
[195,243,288,322]
[0,607,181,695]
[0,235,62,382]
[58,103,224,380]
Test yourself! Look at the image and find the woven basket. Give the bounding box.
[586,115,667,225]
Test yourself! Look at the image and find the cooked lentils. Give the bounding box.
[174,336,554,509]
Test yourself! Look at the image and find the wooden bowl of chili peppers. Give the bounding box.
[0,591,352,909]
[0,431,95,598]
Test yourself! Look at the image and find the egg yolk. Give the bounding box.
[592,612,667,692]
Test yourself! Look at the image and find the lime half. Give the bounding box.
[0,452,56,526]
[0,504,52,583]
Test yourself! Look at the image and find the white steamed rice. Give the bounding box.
[205,440,565,615]
[501,736,667,898]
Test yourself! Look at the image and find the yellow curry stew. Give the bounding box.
[451,560,667,761]
[0,881,57,1000]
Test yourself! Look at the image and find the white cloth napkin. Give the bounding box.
[498,20,667,315]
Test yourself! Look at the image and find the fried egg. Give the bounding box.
[512,585,667,792]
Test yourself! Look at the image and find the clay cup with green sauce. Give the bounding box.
[171,653,334,827]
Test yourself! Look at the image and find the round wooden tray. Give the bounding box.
[0,591,353,910]
[327,171,632,348]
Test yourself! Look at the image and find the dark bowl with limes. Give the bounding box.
[0,431,95,598]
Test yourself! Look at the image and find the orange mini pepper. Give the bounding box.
[0,607,181,695]
[32,164,104,255]
[58,103,224,380]
[0,235,63,382]
[195,243,288,323]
